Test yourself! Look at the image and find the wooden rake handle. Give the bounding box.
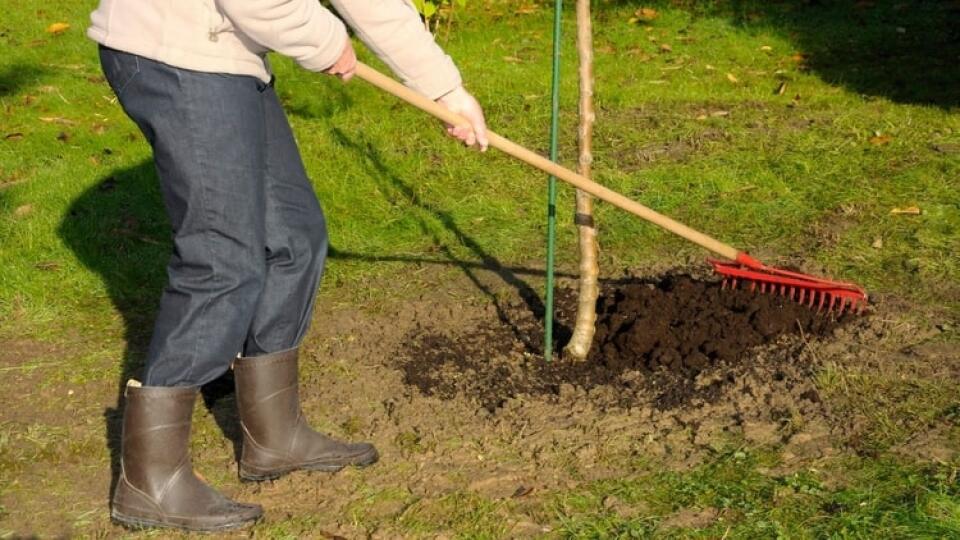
[354,61,741,261]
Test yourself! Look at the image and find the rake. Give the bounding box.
[354,62,869,315]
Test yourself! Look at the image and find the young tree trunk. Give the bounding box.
[564,0,599,361]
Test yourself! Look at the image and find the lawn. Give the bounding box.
[1,0,958,537]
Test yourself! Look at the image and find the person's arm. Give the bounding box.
[329,0,487,150]
[329,0,459,99]
[216,0,349,72]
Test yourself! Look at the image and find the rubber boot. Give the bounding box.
[233,349,379,481]
[111,382,262,531]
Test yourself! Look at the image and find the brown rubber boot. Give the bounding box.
[233,349,379,481]
[111,382,262,531]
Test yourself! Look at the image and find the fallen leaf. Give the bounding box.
[35,261,60,271]
[704,64,716,71]
[659,43,672,52]
[39,116,75,125]
[868,134,893,146]
[726,72,739,83]
[872,237,883,249]
[4,132,24,140]
[45,22,70,35]
[502,56,522,63]
[14,204,33,217]
[512,486,535,498]
[633,7,659,22]
[710,110,730,117]
[775,81,788,95]
[696,114,708,121]
[790,52,808,62]
[98,177,117,191]
[760,45,773,52]
[890,206,921,215]
[931,143,960,154]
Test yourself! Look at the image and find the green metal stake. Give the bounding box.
[544,0,563,361]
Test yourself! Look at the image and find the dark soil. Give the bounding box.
[399,274,845,411]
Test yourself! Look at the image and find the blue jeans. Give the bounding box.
[99,46,327,387]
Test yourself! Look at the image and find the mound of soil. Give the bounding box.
[399,274,845,411]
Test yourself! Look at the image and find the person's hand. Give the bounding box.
[324,37,356,82]
[436,86,489,151]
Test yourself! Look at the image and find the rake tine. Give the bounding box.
[709,256,867,315]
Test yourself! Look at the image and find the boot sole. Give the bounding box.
[111,509,260,532]
[240,447,379,482]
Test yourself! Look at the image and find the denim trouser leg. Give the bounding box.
[99,47,326,387]
[242,86,327,357]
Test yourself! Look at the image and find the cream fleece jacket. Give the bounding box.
[87,0,462,99]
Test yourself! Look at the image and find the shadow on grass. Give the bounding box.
[58,153,562,505]
[735,0,959,109]
[279,78,355,119]
[0,63,50,97]
[610,0,960,108]
[329,127,567,353]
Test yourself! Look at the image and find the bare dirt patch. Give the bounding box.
[2,266,955,538]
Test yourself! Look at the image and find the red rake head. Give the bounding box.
[709,253,869,316]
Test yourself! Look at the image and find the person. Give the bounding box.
[87,0,488,531]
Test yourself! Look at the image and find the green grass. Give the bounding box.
[552,450,960,538]
[1,0,958,537]
[2,0,958,337]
